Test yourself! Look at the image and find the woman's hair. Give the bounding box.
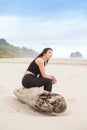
[36,47,53,64]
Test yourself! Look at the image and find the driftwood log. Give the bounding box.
[14,87,67,114]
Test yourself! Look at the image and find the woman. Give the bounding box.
[22,48,57,92]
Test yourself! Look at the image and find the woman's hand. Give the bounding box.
[52,76,57,84]
[48,75,57,84]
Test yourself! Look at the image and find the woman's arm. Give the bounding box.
[36,58,57,84]
[36,58,52,79]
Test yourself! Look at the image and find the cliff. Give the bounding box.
[0,39,38,58]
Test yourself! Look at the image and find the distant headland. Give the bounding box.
[0,39,38,58]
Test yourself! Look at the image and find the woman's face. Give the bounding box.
[45,49,53,60]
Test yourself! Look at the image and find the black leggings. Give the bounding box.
[22,74,52,92]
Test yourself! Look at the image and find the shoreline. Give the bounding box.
[0,57,87,65]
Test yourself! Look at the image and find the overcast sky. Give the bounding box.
[0,0,87,58]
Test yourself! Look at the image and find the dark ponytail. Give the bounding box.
[36,47,53,64]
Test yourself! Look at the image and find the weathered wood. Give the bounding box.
[14,87,67,114]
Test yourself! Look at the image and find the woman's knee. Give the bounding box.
[46,78,52,85]
[44,78,52,92]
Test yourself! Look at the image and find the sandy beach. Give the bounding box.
[0,58,87,130]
